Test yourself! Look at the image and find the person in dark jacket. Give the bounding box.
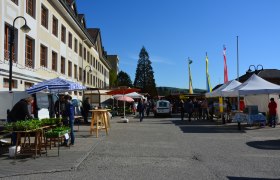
[137,99,145,122]
[268,98,277,128]
[184,99,194,122]
[8,96,34,145]
[82,97,91,124]
[64,95,75,146]
[179,100,185,120]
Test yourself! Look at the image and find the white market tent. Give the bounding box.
[222,74,280,118]
[112,92,144,99]
[223,74,280,97]
[205,80,241,97]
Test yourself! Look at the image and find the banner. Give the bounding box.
[223,45,228,83]
[206,54,212,92]
[188,59,193,94]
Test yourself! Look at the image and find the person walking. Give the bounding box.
[82,97,91,124]
[179,99,185,120]
[64,95,75,146]
[268,98,277,128]
[137,99,145,122]
[146,100,151,117]
[201,98,209,120]
[7,96,34,145]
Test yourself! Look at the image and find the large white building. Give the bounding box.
[0,0,111,97]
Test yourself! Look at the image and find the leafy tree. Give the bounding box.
[134,47,157,97]
[109,69,118,88]
[117,71,133,87]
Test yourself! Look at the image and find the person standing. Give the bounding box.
[54,95,65,118]
[82,97,91,124]
[201,98,209,120]
[268,98,277,128]
[179,100,185,120]
[64,95,75,146]
[7,96,34,145]
[137,99,145,122]
[185,99,194,122]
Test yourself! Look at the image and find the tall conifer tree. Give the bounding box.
[134,47,157,97]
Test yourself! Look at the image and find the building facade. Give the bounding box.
[107,55,119,74]
[0,0,111,97]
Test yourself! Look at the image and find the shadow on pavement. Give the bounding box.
[246,139,280,150]
[227,176,278,180]
[171,119,246,133]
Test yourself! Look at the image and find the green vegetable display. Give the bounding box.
[45,126,70,138]
[4,118,62,132]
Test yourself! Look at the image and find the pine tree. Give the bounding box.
[134,47,157,97]
[117,71,133,87]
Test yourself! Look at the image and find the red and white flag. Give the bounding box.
[223,45,228,83]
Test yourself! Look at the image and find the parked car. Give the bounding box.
[154,100,172,117]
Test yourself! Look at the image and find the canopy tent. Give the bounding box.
[112,92,144,99]
[223,74,280,97]
[124,92,144,99]
[205,80,241,97]
[117,96,134,123]
[107,87,140,122]
[26,77,86,94]
[106,87,140,95]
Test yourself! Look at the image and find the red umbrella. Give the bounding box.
[107,87,140,95]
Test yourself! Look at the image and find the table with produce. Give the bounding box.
[4,118,70,158]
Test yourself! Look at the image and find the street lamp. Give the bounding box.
[9,16,31,92]
[246,65,256,74]
[246,64,263,74]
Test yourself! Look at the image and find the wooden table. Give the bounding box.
[14,128,44,158]
[89,109,109,137]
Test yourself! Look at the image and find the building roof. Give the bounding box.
[87,28,99,42]
[238,69,280,85]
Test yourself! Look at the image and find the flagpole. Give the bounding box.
[188,57,190,94]
[237,36,241,130]
[206,52,207,92]
[237,36,240,110]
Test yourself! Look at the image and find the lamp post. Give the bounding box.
[237,36,241,130]
[9,16,31,92]
[246,64,263,74]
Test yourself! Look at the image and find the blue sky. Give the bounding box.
[76,0,280,89]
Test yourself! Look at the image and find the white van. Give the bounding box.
[154,100,172,117]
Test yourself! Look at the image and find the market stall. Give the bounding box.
[224,74,280,125]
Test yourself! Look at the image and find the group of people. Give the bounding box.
[179,98,214,121]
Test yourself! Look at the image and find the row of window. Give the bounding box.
[9,0,108,76]
[40,3,107,75]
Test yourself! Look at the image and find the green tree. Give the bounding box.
[134,47,157,97]
[109,69,118,88]
[117,71,133,87]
